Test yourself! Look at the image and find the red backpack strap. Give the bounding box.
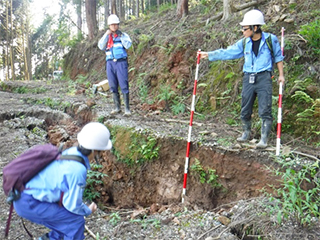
[59,192,64,207]
[4,203,14,237]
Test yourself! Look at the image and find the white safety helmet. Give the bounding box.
[108,14,120,25]
[77,122,112,150]
[240,9,265,26]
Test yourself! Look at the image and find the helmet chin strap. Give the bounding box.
[93,151,100,165]
[250,25,261,39]
[93,150,101,165]
[249,26,255,38]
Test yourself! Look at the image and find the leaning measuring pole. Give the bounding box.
[276,27,285,156]
[182,49,201,204]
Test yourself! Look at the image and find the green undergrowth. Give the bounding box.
[84,164,107,202]
[263,154,320,227]
[109,125,160,167]
[190,158,222,189]
[0,82,47,94]
[24,97,72,111]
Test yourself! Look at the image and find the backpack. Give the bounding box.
[2,143,86,237]
[3,143,86,200]
[242,34,274,61]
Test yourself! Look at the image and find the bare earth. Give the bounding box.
[0,80,319,239]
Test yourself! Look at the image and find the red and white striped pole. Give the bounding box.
[276,27,285,156]
[182,49,201,203]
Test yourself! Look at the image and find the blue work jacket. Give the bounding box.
[98,31,132,60]
[208,32,284,73]
[24,147,92,216]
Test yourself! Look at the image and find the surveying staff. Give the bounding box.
[13,122,113,240]
[98,14,132,116]
[200,9,285,148]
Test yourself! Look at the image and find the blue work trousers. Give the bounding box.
[106,59,129,94]
[241,71,273,122]
[13,192,85,240]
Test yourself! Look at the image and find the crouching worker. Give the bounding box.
[98,14,132,116]
[13,122,112,240]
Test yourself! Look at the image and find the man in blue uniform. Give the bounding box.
[98,14,132,116]
[13,122,113,240]
[200,9,285,148]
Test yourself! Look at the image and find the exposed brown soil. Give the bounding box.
[1,80,319,239]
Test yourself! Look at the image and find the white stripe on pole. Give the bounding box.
[182,49,201,203]
[276,27,285,156]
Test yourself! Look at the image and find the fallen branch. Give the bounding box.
[85,225,96,239]
[186,106,205,117]
[211,197,262,212]
[285,34,308,43]
[292,151,319,162]
[163,118,204,127]
[211,227,231,240]
[247,234,268,238]
[205,12,223,24]
[150,21,161,31]
[171,15,188,34]
[197,225,221,240]
[232,1,261,11]
[283,136,303,145]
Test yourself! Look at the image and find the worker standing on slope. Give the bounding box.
[98,14,132,116]
[200,9,285,148]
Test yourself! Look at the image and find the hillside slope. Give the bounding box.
[64,0,320,146]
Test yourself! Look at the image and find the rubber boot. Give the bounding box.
[256,119,272,149]
[237,120,251,142]
[123,93,131,116]
[110,92,121,115]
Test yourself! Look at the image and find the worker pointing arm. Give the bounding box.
[199,10,285,149]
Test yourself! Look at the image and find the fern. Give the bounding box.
[291,91,314,104]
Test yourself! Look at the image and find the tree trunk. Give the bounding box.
[85,0,98,40]
[6,0,10,80]
[132,0,136,16]
[120,0,125,18]
[136,0,139,17]
[10,0,15,80]
[176,0,188,18]
[21,11,31,81]
[76,0,83,36]
[104,0,109,28]
[22,21,27,80]
[26,17,32,80]
[141,0,144,14]
[124,0,127,20]
[116,0,120,16]
[111,0,117,14]
[221,0,231,22]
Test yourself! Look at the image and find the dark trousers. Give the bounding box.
[106,59,129,94]
[14,192,85,240]
[241,71,273,122]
